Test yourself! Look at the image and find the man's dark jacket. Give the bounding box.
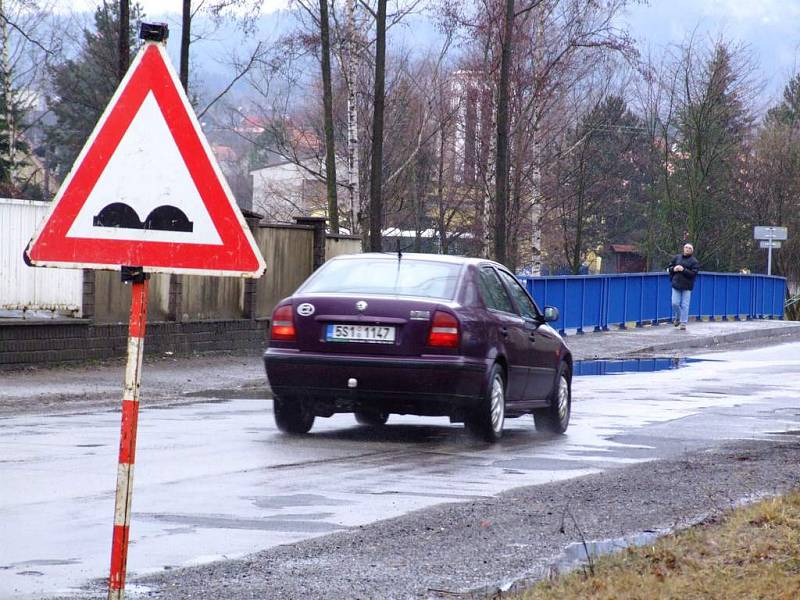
[668,254,700,291]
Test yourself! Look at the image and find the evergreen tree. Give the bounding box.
[554,95,650,274]
[670,43,753,271]
[45,3,141,180]
[766,74,800,128]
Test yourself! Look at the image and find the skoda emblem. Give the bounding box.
[355,300,368,312]
[297,303,315,317]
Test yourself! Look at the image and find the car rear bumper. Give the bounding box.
[264,349,489,417]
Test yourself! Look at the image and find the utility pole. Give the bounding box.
[180,0,191,91]
[319,0,339,233]
[368,0,387,252]
[119,0,130,81]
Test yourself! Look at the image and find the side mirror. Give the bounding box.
[543,306,559,323]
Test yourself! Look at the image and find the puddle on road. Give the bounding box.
[251,494,347,509]
[767,429,800,437]
[574,357,708,377]
[137,513,345,534]
[182,387,266,400]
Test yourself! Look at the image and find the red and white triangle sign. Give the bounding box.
[25,42,266,278]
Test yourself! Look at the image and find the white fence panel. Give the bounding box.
[0,198,83,316]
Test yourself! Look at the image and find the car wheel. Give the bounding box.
[354,410,389,426]
[273,395,315,434]
[465,363,506,443]
[533,363,571,434]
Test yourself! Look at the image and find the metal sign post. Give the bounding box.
[108,269,149,599]
[754,226,789,276]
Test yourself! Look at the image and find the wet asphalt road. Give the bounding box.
[2,342,800,598]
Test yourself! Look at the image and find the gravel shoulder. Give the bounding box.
[58,438,800,599]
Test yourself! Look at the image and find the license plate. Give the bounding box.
[326,324,396,344]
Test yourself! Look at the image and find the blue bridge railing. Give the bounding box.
[519,272,787,334]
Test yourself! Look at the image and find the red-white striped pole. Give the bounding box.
[108,276,149,600]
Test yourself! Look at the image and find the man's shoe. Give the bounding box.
[679,324,686,331]
[673,320,680,327]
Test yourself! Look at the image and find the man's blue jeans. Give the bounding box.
[671,288,691,324]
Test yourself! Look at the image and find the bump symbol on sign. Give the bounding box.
[93,203,194,232]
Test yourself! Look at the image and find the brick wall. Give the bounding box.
[0,318,268,366]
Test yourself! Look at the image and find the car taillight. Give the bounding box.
[271,304,296,341]
[427,311,459,348]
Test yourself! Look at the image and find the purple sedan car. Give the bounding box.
[264,253,572,442]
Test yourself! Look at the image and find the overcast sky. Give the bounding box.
[624,0,800,97]
[65,0,800,103]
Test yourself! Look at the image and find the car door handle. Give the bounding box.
[499,327,509,338]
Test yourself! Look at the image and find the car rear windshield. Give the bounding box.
[300,258,462,300]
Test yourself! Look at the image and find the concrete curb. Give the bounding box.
[631,322,800,355]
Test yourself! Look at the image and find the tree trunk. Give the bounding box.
[180,0,191,91]
[479,85,493,259]
[319,0,339,233]
[118,0,130,82]
[493,0,515,266]
[437,123,447,254]
[529,136,543,275]
[368,0,387,252]
[0,0,13,181]
[345,0,360,236]
[413,159,422,253]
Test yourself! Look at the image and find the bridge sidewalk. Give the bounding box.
[564,318,800,360]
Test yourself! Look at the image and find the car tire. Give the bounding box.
[533,363,571,434]
[465,363,506,443]
[273,395,315,434]
[354,410,389,426]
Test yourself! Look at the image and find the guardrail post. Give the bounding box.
[636,274,644,328]
[721,276,729,321]
[735,276,741,321]
[653,275,660,326]
[619,276,628,330]
[712,274,717,321]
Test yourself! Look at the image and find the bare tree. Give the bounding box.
[493,0,516,265]
[441,0,634,270]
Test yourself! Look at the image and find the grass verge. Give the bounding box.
[518,490,800,600]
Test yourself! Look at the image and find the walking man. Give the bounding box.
[667,243,700,330]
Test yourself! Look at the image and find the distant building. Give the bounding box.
[603,244,647,273]
[250,155,346,224]
[209,143,251,211]
[447,70,492,186]
[381,228,473,255]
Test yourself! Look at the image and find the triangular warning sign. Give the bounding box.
[25,42,265,277]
